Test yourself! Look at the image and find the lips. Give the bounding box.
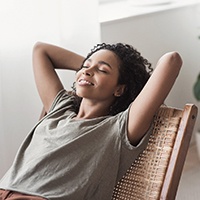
[78,79,94,86]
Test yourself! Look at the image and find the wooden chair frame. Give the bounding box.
[112,104,198,200]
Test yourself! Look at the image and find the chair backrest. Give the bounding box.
[112,104,198,200]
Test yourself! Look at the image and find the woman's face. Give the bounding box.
[75,49,124,104]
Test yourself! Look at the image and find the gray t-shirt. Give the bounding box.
[0,90,152,200]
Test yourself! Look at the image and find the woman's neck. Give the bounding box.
[75,98,111,119]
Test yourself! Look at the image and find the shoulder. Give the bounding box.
[48,89,76,113]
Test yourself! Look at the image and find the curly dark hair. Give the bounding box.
[72,43,153,115]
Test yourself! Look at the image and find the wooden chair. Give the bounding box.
[112,104,198,200]
[39,104,198,200]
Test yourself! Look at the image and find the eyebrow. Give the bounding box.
[87,58,112,69]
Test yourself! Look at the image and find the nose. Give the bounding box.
[83,67,94,76]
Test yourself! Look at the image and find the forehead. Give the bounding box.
[87,49,120,65]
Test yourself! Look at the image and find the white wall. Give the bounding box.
[0,0,100,178]
[101,3,200,135]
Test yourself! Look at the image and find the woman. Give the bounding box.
[0,42,182,200]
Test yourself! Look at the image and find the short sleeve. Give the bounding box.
[116,106,154,180]
[48,89,74,113]
[117,105,153,151]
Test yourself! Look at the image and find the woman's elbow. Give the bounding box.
[161,51,183,79]
[168,51,183,71]
[33,41,45,53]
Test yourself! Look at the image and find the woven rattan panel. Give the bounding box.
[112,106,182,200]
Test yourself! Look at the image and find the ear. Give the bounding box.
[114,84,126,97]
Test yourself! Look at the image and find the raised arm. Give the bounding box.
[32,42,85,113]
[128,52,183,145]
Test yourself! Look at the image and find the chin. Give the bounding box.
[76,88,91,98]
[75,90,87,98]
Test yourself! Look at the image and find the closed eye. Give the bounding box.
[98,68,108,73]
[81,65,108,73]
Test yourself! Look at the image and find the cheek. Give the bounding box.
[98,78,118,93]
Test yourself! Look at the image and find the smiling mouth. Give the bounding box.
[78,79,94,86]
